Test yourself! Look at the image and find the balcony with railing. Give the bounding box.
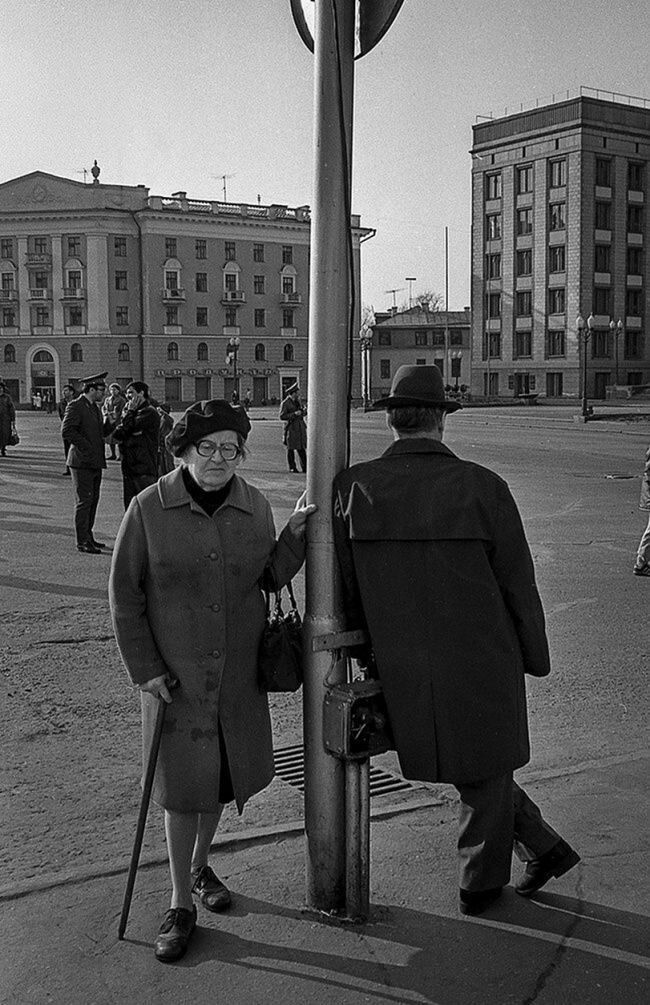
[61,287,86,300]
[162,287,186,302]
[28,288,51,300]
[281,327,297,338]
[25,252,51,266]
[281,291,302,304]
[0,289,17,301]
[221,289,246,304]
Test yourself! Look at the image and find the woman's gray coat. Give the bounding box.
[109,466,305,813]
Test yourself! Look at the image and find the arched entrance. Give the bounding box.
[25,343,61,406]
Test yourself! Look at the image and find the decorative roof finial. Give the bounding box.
[91,160,100,185]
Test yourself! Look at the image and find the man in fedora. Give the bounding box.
[333,365,579,916]
[61,372,110,553]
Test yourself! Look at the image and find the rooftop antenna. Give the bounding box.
[77,168,89,184]
[405,277,417,309]
[384,287,404,310]
[211,173,235,201]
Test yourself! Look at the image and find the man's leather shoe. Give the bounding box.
[515,839,580,897]
[154,905,197,962]
[90,538,106,549]
[459,886,503,916]
[76,542,102,554]
[191,864,231,912]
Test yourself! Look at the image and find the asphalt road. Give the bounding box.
[0,407,648,893]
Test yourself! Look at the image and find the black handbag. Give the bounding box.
[9,425,19,446]
[258,579,303,693]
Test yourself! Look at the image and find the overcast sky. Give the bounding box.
[3,0,649,313]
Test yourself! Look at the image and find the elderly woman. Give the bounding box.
[109,400,315,962]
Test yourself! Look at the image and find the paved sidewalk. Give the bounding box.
[3,757,649,1004]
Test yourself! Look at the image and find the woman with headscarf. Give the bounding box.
[109,399,315,962]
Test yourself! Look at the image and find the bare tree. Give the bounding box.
[398,290,444,313]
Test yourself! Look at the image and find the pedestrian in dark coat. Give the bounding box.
[279,384,307,472]
[0,382,16,456]
[633,444,650,576]
[102,383,127,460]
[109,399,316,962]
[333,365,580,917]
[109,381,161,508]
[61,372,110,553]
[58,385,77,474]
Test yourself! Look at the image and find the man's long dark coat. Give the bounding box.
[332,438,551,785]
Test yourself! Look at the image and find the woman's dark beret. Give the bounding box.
[166,399,251,457]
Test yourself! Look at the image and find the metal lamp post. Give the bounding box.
[451,349,462,391]
[227,335,240,397]
[609,318,623,386]
[576,313,594,420]
[359,331,372,408]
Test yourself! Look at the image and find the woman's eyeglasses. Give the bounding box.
[195,440,242,461]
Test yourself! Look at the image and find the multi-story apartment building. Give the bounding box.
[366,306,472,404]
[0,169,370,406]
[471,91,650,401]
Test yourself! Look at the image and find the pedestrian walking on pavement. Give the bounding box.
[61,372,111,554]
[633,443,650,576]
[109,381,161,509]
[279,383,307,473]
[102,382,126,460]
[0,380,16,457]
[332,364,580,917]
[153,400,175,475]
[109,399,316,963]
[58,384,77,475]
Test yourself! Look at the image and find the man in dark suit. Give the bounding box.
[61,372,110,553]
[333,365,580,916]
[58,384,77,476]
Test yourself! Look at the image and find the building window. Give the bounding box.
[627,289,644,316]
[283,308,295,328]
[548,245,565,273]
[482,332,501,359]
[0,239,13,259]
[67,270,82,290]
[628,162,645,191]
[546,372,563,396]
[67,236,81,257]
[592,331,611,357]
[4,344,16,363]
[282,274,295,295]
[515,291,532,317]
[224,272,237,293]
[486,173,502,199]
[197,342,208,361]
[225,307,237,327]
[253,243,265,262]
[114,237,127,257]
[595,158,612,187]
[283,343,294,362]
[115,270,128,290]
[627,247,643,275]
[167,341,179,361]
[70,343,83,362]
[255,343,266,362]
[196,307,208,326]
[517,208,533,235]
[546,331,566,357]
[516,249,532,276]
[116,306,129,326]
[195,272,208,292]
[549,202,566,231]
[486,253,501,279]
[254,275,265,294]
[166,306,179,326]
[33,270,48,289]
[378,332,391,346]
[625,331,642,358]
[254,309,266,327]
[627,204,644,234]
[592,288,611,315]
[486,291,501,318]
[195,239,206,260]
[513,331,532,357]
[2,308,16,326]
[549,159,566,188]
[548,288,565,314]
[380,359,391,379]
[517,165,533,194]
[118,342,130,361]
[165,237,177,258]
[282,245,293,265]
[1,271,15,291]
[486,214,502,240]
[595,201,612,230]
[225,241,236,261]
[33,236,47,254]
[35,306,49,325]
[68,306,83,326]
[594,245,611,272]
[415,332,427,346]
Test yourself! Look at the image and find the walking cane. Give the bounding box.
[118,676,179,940]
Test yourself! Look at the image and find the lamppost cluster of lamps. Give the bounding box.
[576,314,624,420]
[226,335,241,397]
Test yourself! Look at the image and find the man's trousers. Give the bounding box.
[70,467,102,546]
[455,774,562,892]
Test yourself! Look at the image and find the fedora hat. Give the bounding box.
[372,365,462,412]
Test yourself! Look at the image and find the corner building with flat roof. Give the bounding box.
[0,170,371,407]
[471,92,650,402]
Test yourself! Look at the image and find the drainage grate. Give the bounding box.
[274,743,416,798]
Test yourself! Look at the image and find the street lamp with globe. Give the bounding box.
[576,313,595,420]
[227,335,241,400]
[609,318,623,387]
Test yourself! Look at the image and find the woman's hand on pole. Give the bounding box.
[287,491,317,538]
[139,674,173,703]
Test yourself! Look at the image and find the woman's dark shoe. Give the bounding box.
[191,864,231,912]
[459,886,503,916]
[76,542,102,554]
[154,905,197,962]
[515,839,580,897]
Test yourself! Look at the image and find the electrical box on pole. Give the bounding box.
[290,0,405,920]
